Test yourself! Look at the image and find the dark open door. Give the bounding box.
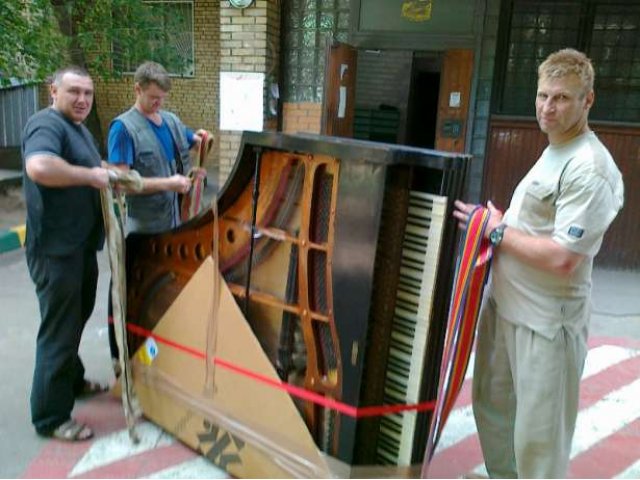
[321,38,358,137]
[434,49,474,153]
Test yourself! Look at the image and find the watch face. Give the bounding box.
[229,0,253,7]
[489,225,504,246]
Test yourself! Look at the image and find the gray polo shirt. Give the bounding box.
[490,131,624,339]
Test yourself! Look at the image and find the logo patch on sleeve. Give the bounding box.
[568,226,585,238]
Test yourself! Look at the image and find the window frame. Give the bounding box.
[492,0,640,124]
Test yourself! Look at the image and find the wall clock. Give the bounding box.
[229,0,253,8]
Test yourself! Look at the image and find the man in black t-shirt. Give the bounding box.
[22,66,111,442]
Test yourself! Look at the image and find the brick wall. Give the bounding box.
[282,102,322,134]
[218,0,280,184]
[94,0,220,167]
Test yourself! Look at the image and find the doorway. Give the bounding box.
[406,54,441,149]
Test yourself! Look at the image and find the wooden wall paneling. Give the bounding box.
[434,49,474,153]
[482,118,639,268]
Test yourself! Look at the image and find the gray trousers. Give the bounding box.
[472,298,588,478]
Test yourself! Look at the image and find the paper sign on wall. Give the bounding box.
[449,91,461,108]
[220,72,264,131]
[338,86,347,119]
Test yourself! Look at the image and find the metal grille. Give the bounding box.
[497,1,581,116]
[112,0,194,77]
[0,83,38,147]
[282,0,351,102]
[496,0,640,123]
[589,4,640,122]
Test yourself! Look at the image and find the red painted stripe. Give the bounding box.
[427,434,483,479]
[21,396,130,478]
[432,337,640,440]
[568,417,640,479]
[22,440,92,479]
[429,345,640,479]
[589,335,640,350]
[454,379,473,407]
[71,443,198,479]
[579,354,640,409]
[453,338,640,411]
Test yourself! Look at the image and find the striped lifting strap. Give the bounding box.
[100,169,144,443]
[422,205,493,476]
[181,129,214,222]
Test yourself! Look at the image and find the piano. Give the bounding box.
[123,131,470,475]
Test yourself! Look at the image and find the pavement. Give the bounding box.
[1,174,639,478]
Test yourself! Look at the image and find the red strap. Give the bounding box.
[126,323,435,418]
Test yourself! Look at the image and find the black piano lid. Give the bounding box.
[237,131,471,170]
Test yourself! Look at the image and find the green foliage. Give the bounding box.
[0,0,193,86]
[0,0,69,84]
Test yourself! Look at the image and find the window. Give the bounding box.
[494,0,640,123]
[112,0,194,77]
[282,0,351,102]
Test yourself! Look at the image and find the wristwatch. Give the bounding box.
[489,223,507,247]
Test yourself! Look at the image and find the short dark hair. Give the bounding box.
[134,61,172,92]
[51,66,91,86]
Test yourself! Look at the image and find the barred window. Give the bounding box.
[282,0,351,102]
[112,0,194,77]
[590,3,640,121]
[494,0,640,123]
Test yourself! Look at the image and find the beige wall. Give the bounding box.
[282,102,322,135]
[218,0,280,184]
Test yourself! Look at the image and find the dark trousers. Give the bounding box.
[26,246,98,434]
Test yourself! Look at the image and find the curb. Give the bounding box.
[0,224,26,254]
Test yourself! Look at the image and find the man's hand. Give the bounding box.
[485,200,504,237]
[191,132,203,148]
[192,128,210,149]
[88,167,111,189]
[452,200,479,231]
[169,174,192,194]
[453,199,504,238]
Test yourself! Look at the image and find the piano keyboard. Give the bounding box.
[376,191,448,465]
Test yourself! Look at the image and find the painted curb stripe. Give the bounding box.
[0,224,26,253]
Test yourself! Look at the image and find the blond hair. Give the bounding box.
[538,48,594,97]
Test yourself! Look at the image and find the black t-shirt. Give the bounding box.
[22,108,104,255]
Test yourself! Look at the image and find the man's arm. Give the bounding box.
[453,199,584,277]
[110,163,191,194]
[26,154,110,189]
[496,222,584,276]
[107,120,191,195]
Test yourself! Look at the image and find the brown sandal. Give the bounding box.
[47,419,94,442]
[76,379,109,398]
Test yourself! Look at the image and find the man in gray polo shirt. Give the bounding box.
[454,49,624,477]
